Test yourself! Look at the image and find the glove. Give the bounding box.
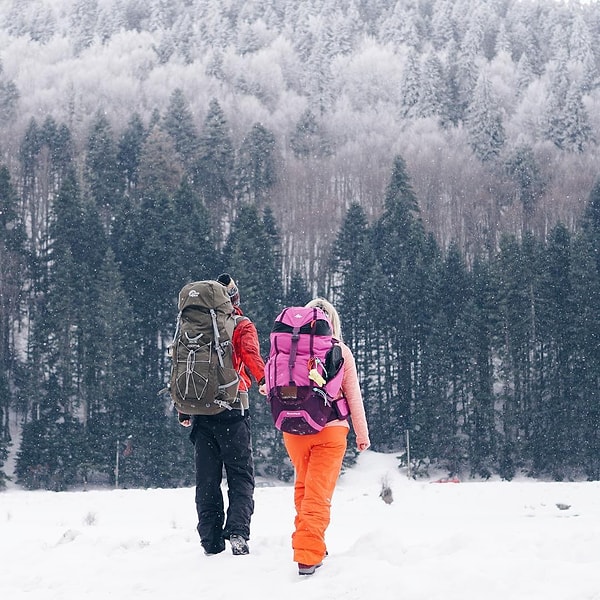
[178,411,192,427]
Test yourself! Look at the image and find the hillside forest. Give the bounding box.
[1,0,600,488]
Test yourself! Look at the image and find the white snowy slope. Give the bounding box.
[1,451,600,600]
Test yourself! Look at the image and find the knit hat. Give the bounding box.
[217,273,240,306]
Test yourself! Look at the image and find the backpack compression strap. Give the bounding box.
[287,307,318,386]
[210,308,225,368]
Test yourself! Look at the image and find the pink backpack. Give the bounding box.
[265,306,348,434]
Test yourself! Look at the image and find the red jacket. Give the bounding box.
[232,306,265,392]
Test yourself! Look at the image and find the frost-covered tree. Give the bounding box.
[418,53,449,122]
[0,61,19,128]
[289,109,331,159]
[431,0,455,50]
[400,50,421,118]
[560,85,593,153]
[466,74,505,162]
[70,0,99,54]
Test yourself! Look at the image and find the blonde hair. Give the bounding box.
[305,297,342,341]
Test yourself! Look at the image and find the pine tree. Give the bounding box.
[432,242,473,474]
[329,202,374,351]
[117,113,147,196]
[221,203,285,478]
[285,269,312,307]
[400,50,421,118]
[289,109,332,159]
[466,255,500,477]
[162,88,199,172]
[194,98,235,244]
[537,224,575,478]
[136,126,183,199]
[0,166,27,462]
[505,145,545,233]
[467,73,506,162]
[569,232,600,478]
[496,233,545,477]
[0,64,19,127]
[85,111,123,229]
[561,84,593,153]
[371,155,426,449]
[86,247,141,482]
[418,53,449,122]
[236,123,277,205]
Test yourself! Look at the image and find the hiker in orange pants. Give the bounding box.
[283,426,349,567]
[281,298,370,575]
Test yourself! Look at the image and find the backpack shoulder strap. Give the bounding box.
[233,315,250,328]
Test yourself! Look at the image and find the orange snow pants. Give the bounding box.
[283,425,348,566]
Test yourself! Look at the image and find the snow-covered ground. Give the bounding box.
[1,451,599,600]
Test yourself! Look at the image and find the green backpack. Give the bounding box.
[167,280,243,415]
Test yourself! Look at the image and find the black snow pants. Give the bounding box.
[190,410,255,555]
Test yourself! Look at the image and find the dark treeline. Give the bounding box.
[1,101,600,488]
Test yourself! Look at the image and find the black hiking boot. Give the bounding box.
[298,562,323,576]
[230,534,249,555]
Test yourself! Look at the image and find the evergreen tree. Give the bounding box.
[329,202,374,353]
[542,55,570,150]
[431,0,455,50]
[236,123,277,205]
[466,255,500,477]
[194,98,235,245]
[400,50,421,118]
[40,116,74,188]
[569,231,600,478]
[117,113,147,196]
[0,76,19,128]
[418,53,450,123]
[371,155,426,449]
[289,109,332,159]
[467,73,506,162]
[162,88,199,172]
[505,144,545,233]
[16,415,87,490]
[496,233,544,477]
[221,204,285,477]
[85,111,123,229]
[431,242,473,474]
[223,204,283,343]
[0,166,27,458]
[136,126,183,198]
[285,269,312,307]
[70,0,99,55]
[537,225,575,478]
[560,84,593,153]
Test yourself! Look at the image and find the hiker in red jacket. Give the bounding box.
[179,274,266,557]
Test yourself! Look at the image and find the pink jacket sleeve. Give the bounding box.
[339,342,370,450]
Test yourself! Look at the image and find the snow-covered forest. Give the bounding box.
[1,0,600,490]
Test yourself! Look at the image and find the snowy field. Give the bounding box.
[1,451,600,600]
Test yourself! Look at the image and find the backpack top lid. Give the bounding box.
[178,280,233,313]
[272,306,333,335]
